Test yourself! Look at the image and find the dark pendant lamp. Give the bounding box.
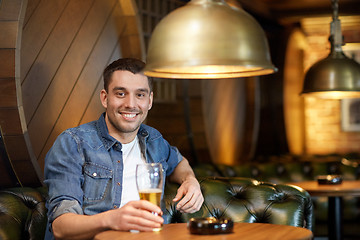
[301,0,360,99]
[143,0,276,79]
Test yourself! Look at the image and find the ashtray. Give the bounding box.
[317,175,343,185]
[187,217,233,235]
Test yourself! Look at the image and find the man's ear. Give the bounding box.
[148,92,153,110]
[100,89,108,108]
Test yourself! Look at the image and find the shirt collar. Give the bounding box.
[96,113,118,150]
[96,113,149,150]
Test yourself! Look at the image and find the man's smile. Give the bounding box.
[120,112,139,120]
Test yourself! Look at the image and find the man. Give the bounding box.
[44,58,204,239]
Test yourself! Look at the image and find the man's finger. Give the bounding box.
[173,188,184,202]
[178,192,204,213]
[176,192,195,209]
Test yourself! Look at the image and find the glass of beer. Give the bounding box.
[135,162,164,231]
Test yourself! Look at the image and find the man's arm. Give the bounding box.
[168,157,204,213]
[51,200,163,240]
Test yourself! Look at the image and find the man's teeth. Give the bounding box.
[123,113,136,118]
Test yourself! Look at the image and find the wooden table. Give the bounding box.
[288,180,360,240]
[94,223,313,240]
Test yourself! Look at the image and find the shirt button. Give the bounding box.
[92,173,97,177]
[117,182,121,186]
[113,205,118,209]
[117,160,121,163]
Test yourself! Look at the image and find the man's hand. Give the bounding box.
[52,200,163,239]
[106,200,164,231]
[172,176,204,213]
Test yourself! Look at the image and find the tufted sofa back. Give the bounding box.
[192,159,360,238]
[0,187,47,240]
[194,160,360,183]
[163,177,313,230]
[0,177,313,240]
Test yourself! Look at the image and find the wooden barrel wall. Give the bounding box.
[0,0,34,188]
[0,0,144,188]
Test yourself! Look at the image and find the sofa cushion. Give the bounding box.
[163,177,313,230]
[0,177,313,239]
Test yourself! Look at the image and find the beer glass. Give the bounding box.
[135,163,164,231]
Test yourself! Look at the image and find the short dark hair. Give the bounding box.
[102,58,153,92]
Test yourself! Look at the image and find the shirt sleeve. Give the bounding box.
[51,200,83,220]
[44,131,85,223]
[164,143,183,176]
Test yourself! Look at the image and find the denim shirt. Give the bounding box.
[44,113,182,239]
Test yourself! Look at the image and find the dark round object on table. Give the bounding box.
[187,217,234,235]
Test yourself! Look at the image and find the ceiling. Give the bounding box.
[234,0,360,44]
[178,0,360,30]
[178,1,360,46]
[237,0,360,22]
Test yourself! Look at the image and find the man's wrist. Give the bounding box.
[183,174,197,183]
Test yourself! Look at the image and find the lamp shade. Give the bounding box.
[302,50,360,99]
[144,0,276,79]
[301,0,360,99]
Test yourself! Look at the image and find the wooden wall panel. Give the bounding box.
[3,135,32,161]
[0,78,17,108]
[0,21,18,48]
[11,160,40,185]
[0,0,23,20]
[0,109,23,135]
[0,49,15,78]
[0,0,144,187]
[119,35,143,59]
[36,1,125,167]
[79,81,105,126]
[22,0,94,123]
[21,0,143,171]
[0,0,43,188]
[23,0,40,26]
[20,0,68,81]
[27,0,116,159]
[79,44,123,126]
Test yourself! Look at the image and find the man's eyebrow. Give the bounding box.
[137,88,149,93]
[112,87,149,93]
[112,87,126,91]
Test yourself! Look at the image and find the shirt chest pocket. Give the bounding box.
[83,163,113,202]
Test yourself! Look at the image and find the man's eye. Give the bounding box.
[137,93,145,98]
[116,92,125,97]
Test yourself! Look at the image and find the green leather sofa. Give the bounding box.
[192,155,360,239]
[0,177,313,240]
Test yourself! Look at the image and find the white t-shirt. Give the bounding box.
[120,136,144,208]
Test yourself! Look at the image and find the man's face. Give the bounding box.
[100,70,153,142]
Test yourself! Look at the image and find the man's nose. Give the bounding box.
[124,94,136,108]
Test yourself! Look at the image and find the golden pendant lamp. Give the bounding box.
[143,0,276,79]
[301,0,360,99]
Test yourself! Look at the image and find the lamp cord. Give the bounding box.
[332,0,338,21]
[330,0,343,50]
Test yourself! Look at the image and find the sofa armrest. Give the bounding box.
[0,187,47,240]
